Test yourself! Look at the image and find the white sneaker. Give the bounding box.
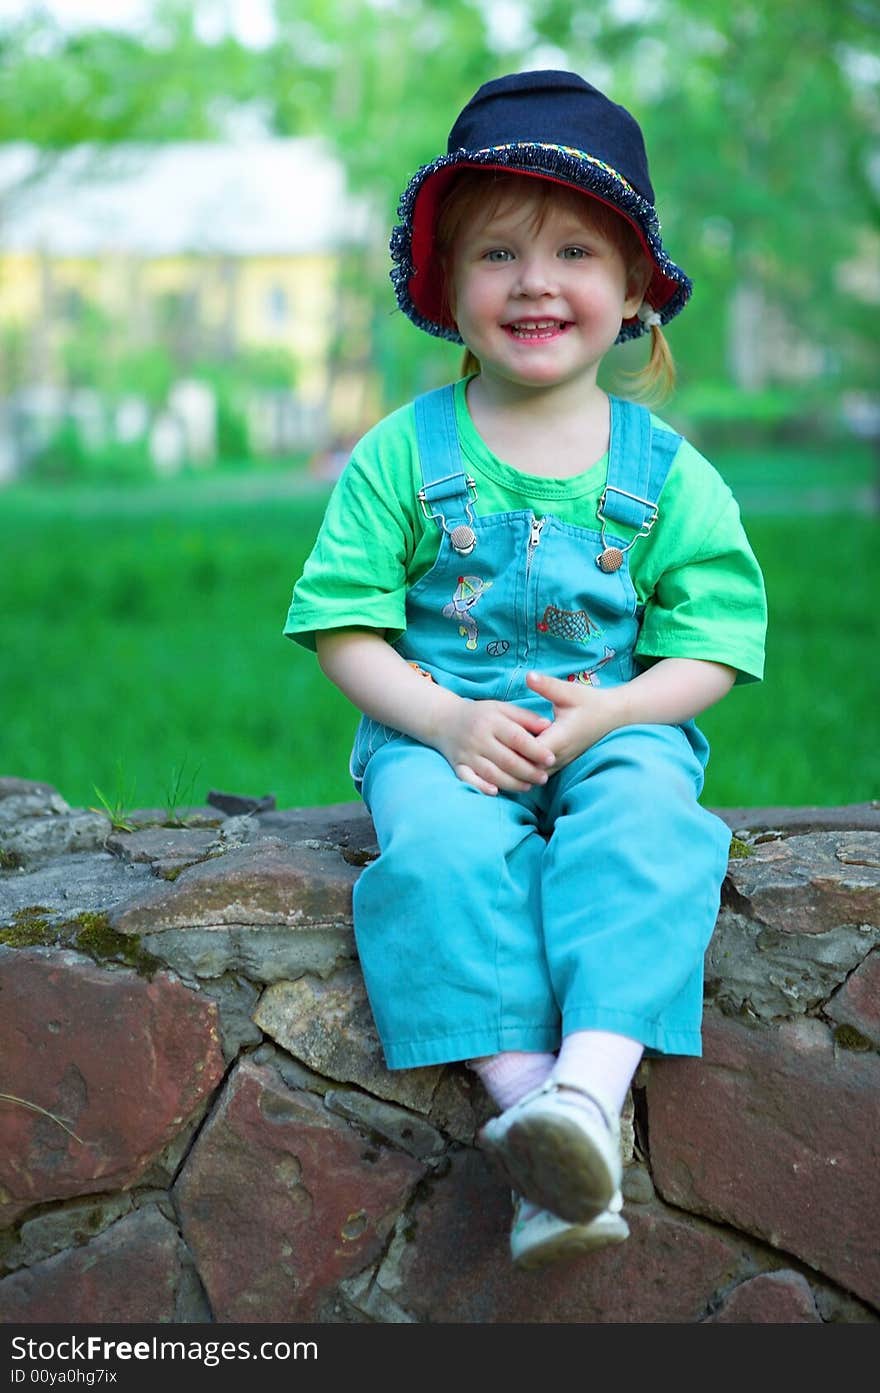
[479,1080,621,1224]
[510,1193,629,1270]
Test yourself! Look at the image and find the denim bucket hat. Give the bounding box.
[390,69,692,345]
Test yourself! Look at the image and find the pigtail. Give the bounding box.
[619,322,676,404]
[644,322,676,399]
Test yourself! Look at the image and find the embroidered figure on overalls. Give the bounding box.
[407,662,436,682]
[537,604,604,645]
[567,647,616,686]
[442,576,493,651]
[487,639,510,657]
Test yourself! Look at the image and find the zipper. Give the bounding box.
[522,514,546,665]
[526,515,545,575]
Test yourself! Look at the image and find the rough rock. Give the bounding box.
[722,832,880,936]
[173,1056,425,1322]
[253,965,442,1113]
[426,1068,494,1144]
[1,810,112,861]
[199,972,264,1060]
[323,1088,446,1161]
[714,804,880,834]
[379,1147,746,1323]
[105,825,219,868]
[0,948,224,1225]
[1,1194,134,1274]
[0,851,155,920]
[257,801,379,865]
[0,778,62,804]
[110,838,358,983]
[647,1011,880,1308]
[825,948,880,1049]
[0,1203,209,1323]
[706,907,877,1020]
[704,1270,822,1323]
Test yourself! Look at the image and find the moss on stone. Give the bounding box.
[64,912,163,979]
[0,848,25,871]
[728,837,754,859]
[0,906,58,948]
[833,1023,874,1052]
[1,908,162,979]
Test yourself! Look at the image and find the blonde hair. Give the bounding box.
[434,170,675,401]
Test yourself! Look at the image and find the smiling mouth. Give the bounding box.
[504,319,571,340]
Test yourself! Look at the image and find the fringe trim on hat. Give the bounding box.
[390,142,693,345]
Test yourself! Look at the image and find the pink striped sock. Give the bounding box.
[469,1051,557,1111]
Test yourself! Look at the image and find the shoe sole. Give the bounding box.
[483,1108,620,1224]
[513,1214,630,1271]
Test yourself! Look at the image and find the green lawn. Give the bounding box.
[1,466,877,816]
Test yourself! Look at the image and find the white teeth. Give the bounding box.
[509,320,564,332]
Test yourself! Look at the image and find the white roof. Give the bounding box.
[0,139,372,257]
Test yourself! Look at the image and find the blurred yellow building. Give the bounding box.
[0,140,379,477]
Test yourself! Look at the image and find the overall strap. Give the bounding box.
[413,385,474,515]
[413,385,478,552]
[601,396,681,535]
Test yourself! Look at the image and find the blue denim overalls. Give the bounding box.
[351,387,732,1070]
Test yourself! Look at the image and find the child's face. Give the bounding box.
[449,188,647,396]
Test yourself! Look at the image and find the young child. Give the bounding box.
[284,70,767,1269]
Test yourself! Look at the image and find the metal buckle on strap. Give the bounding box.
[596,485,659,539]
[417,476,478,523]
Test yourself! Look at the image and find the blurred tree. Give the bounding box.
[0,5,259,144]
[529,0,880,425]
[1,0,876,433]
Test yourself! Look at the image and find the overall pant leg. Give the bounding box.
[355,736,559,1069]
[540,723,732,1057]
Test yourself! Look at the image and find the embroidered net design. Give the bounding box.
[538,604,603,644]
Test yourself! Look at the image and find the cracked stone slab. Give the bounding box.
[722,831,880,936]
[378,1146,747,1324]
[706,906,879,1020]
[105,826,220,867]
[0,852,155,921]
[826,948,880,1049]
[108,838,359,984]
[257,802,379,866]
[253,965,442,1113]
[703,1270,822,1323]
[647,1011,880,1309]
[0,1203,209,1323]
[2,1194,134,1274]
[323,1088,446,1161]
[173,1056,425,1322]
[0,810,111,861]
[111,836,358,932]
[0,948,224,1225]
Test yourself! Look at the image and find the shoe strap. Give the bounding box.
[532,1078,619,1135]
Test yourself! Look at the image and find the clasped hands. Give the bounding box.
[434,669,620,797]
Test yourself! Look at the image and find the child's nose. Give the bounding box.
[513,255,559,298]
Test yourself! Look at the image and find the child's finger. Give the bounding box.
[457,764,499,796]
[502,722,556,768]
[525,670,573,701]
[504,704,554,734]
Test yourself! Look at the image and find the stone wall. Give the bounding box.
[1,776,878,1325]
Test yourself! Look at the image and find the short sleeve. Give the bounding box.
[283,408,423,652]
[633,440,767,683]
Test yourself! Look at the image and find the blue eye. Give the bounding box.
[484,248,513,263]
[560,246,590,260]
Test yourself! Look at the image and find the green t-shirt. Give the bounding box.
[285,379,767,683]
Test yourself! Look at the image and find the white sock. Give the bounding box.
[469,1050,556,1111]
[550,1029,644,1125]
